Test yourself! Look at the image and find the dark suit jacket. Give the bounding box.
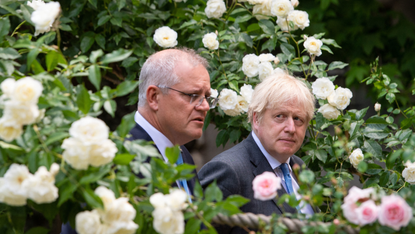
[198,133,305,234]
[62,124,198,234]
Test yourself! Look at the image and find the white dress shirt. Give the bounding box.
[252,131,314,215]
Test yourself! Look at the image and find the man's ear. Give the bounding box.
[146,85,160,111]
[252,112,259,130]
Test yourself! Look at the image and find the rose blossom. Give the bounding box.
[258,53,276,62]
[248,0,264,4]
[356,200,379,226]
[287,10,309,30]
[271,0,294,18]
[402,161,415,185]
[0,164,31,206]
[165,189,188,211]
[0,118,23,142]
[202,32,219,50]
[253,0,272,20]
[30,1,61,36]
[152,206,184,234]
[252,171,281,201]
[27,0,46,10]
[69,116,109,145]
[240,84,254,103]
[3,102,40,125]
[205,0,227,19]
[218,88,238,110]
[76,210,105,234]
[341,201,359,225]
[210,88,218,98]
[242,54,260,77]
[378,195,412,231]
[89,139,118,167]
[304,37,323,56]
[344,186,374,204]
[61,138,91,170]
[327,87,353,110]
[349,148,364,169]
[23,164,59,204]
[276,17,295,31]
[10,77,43,104]
[258,62,274,81]
[153,26,178,48]
[0,78,15,98]
[291,0,299,7]
[312,77,335,100]
[237,95,249,113]
[374,102,381,112]
[318,104,340,120]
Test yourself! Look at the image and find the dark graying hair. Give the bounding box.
[138,48,208,107]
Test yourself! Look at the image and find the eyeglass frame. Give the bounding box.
[157,86,219,109]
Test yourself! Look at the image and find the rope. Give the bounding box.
[211,213,359,234]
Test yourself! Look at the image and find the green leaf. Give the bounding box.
[116,80,139,97]
[314,149,328,163]
[365,116,388,125]
[280,43,295,59]
[79,166,111,184]
[100,49,133,64]
[0,17,11,41]
[0,47,20,59]
[58,181,77,207]
[328,61,348,71]
[26,227,49,234]
[240,33,253,48]
[88,0,97,8]
[165,146,181,164]
[83,188,104,209]
[98,15,111,26]
[259,19,275,34]
[235,14,252,23]
[103,100,116,117]
[113,153,136,165]
[77,84,92,114]
[0,140,23,151]
[363,140,382,159]
[184,218,202,234]
[299,170,315,183]
[45,50,59,71]
[357,161,368,173]
[90,49,104,63]
[205,181,223,202]
[95,34,106,49]
[88,64,101,90]
[80,32,95,52]
[117,0,126,10]
[116,112,135,137]
[27,47,40,69]
[321,45,333,54]
[44,132,70,146]
[216,129,229,147]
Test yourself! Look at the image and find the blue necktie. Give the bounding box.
[176,153,192,203]
[280,163,302,213]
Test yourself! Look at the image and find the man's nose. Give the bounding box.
[284,118,296,133]
[195,97,210,111]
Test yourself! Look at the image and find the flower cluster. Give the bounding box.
[0,77,43,142]
[205,0,227,19]
[342,187,412,231]
[252,171,281,201]
[202,32,219,50]
[76,186,138,234]
[61,116,118,170]
[349,148,364,169]
[217,84,253,116]
[402,161,415,185]
[304,36,323,57]
[242,53,283,80]
[312,77,353,120]
[150,189,188,234]
[0,163,59,206]
[153,26,178,48]
[27,0,61,36]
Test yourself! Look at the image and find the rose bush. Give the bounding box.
[0,0,415,233]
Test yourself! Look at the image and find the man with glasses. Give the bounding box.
[128,48,217,196]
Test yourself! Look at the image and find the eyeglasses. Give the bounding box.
[157,86,219,109]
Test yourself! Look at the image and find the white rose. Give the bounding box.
[327,87,353,110]
[287,10,309,30]
[31,1,61,36]
[374,102,381,112]
[0,178,27,206]
[76,210,104,234]
[27,0,46,10]
[0,118,23,142]
[242,54,260,77]
[205,0,227,19]
[153,26,178,48]
[291,0,299,7]
[258,62,274,81]
[276,17,297,31]
[218,88,238,110]
[272,67,287,76]
[95,186,116,208]
[252,0,272,20]
[10,77,43,104]
[210,88,218,98]
[271,0,293,18]
[248,0,264,4]
[23,166,58,204]
[318,104,340,120]
[165,189,188,211]
[107,221,138,234]
[304,36,323,56]
[240,84,254,103]
[152,207,184,234]
[349,148,364,168]
[224,107,243,117]
[69,116,109,145]
[1,78,15,98]
[4,164,31,193]
[89,139,118,167]
[258,53,276,62]
[101,197,137,224]
[312,77,335,100]
[403,161,415,185]
[236,95,249,113]
[3,101,40,125]
[62,138,91,170]
[202,32,219,50]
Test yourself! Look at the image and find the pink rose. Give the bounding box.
[341,201,359,225]
[252,171,281,201]
[344,186,374,204]
[378,195,412,231]
[356,200,379,225]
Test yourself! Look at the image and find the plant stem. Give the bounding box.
[11,20,26,37]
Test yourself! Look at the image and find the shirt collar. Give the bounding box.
[251,131,291,171]
[134,111,173,162]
